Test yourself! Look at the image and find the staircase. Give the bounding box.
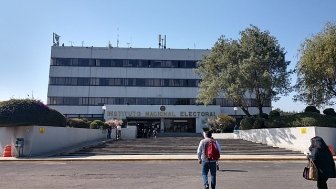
[61,137,303,157]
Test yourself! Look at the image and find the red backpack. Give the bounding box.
[205,139,220,160]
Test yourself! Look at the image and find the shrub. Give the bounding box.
[252,117,265,129]
[90,120,108,129]
[304,106,320,114]
[240,117,255,130]
[323,108,336,116]
[269,110,280,118]
[67,118,90,128]
[264,118,288,128]
[216,114,236,133]
[258,113,269,119]
[0,99,66,126]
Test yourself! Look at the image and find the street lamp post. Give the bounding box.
[102,105,106,121]
[233,107,239,137]
[233,107,238,116]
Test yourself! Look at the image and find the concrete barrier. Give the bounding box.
[213,127,336,153]
[0,125,138,157]
[0,126,106,157]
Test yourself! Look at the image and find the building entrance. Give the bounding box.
[163,118,196,133]
[127,118,160,138]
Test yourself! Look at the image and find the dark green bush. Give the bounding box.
[264,117,288,128]
[67,118,90,128]
[240,117,255,130]
[269,110,280,118]
[304,106,320,114]
[257,113,269,119]
[323,108,336,116]
[90,120,108,129]
[252,117,265,129]
[0,99,66,126]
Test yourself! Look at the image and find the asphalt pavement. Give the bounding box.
[1,160,335,189]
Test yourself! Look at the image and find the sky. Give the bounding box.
[0,0,335,112]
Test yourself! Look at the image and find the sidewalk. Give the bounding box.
[0,154,320,161]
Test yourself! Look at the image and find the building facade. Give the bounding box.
[47,46,271,134]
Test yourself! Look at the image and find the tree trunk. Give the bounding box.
[258,105,263,114]
[241,107,251,117]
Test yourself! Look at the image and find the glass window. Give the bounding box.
[186,61,196,68]
[56,58,71,66]
[90,78,99,86]
[99,78,109,86]
[111,59,123,67]
[78,78,90,85]
[78,59,90,66]
[71,59,78,66]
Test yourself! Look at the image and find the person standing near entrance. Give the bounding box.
[197,131,221,189]
[117,125,122,140]
[107,126,112,139]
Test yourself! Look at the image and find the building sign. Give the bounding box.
[106,110,216,118]
[300,127,307,134]
[39,127,45,134]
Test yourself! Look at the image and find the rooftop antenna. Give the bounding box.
[53,33,60,46]
[117,27,119,47]
[82,41,84,47]
[108,40,112,48]
[69,41,74,46]
[164,35,166,49]
[159,34,162,48]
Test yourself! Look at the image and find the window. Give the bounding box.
[78,59,90,66]
[78,78,90,85]
[51,58,198,68]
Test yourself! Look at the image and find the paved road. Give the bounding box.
[1,161,335,189]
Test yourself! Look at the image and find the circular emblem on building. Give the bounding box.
[160,106,166,111]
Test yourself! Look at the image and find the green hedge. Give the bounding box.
[0,99,66,126]
[240,117,255,130]
[90,120,108,129]
[304,105,320,114]
[67,118,91,128]
[323,108,336,116]
[265,112,336,128]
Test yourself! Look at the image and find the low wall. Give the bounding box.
[233,127,336,153]
[109,127,137,140]
[0,126,106,157]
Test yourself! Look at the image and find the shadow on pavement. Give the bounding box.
[219,169,248,172]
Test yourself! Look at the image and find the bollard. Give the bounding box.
[2,145,12,157]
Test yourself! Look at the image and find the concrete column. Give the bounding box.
[160,118,164,133]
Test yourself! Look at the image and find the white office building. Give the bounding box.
[47,46,271,134]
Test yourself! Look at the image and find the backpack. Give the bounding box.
[205,139,220,160]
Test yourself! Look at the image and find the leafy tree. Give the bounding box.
[294,23,336,107]
[196,37,252,115]
[196,25,292,115]
[206,114,235,132]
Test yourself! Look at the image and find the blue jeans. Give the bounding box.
[202,161,217,188]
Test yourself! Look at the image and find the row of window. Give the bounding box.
[49,77,200,87]
[48,97,271,107]
[51,58,197,68]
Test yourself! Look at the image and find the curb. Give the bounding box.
[1,155,323,162]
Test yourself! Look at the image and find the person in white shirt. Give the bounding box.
[197,131,221,189]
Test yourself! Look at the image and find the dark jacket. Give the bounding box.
[310,148,336,178]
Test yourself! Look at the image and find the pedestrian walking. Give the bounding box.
[107,127,112,139]
[117,125,122,140]
[153,127,158,139]
[197,131,221,189]
[307,136,336,189]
